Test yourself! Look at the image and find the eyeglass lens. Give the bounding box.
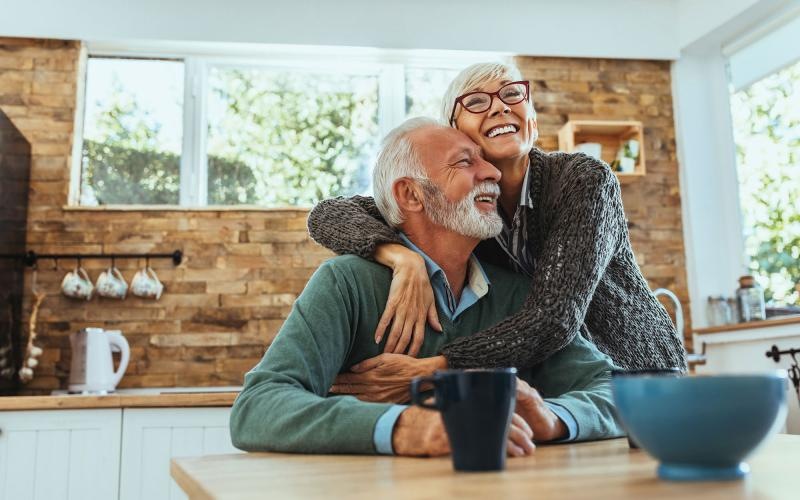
[462,82,527,113]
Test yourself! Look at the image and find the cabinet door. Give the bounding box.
[119,407,241,500]
[0,409,122,500]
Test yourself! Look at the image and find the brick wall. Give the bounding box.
[1,38,689,393]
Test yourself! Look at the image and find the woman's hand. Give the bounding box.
[331,354,447,403]
[374,244,443,357]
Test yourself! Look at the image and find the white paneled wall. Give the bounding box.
[0,409,122,500]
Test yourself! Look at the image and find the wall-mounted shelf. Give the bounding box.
[557,120,646,179]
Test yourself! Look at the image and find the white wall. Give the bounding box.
[672,0,799,327]
[0,0,681,59]
[727,7,800,90]
[672,51,747,328]
[676,0,761,48]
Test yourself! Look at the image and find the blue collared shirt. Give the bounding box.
[373,232,577,454]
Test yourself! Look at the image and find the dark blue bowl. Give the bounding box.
[612,372,788,481]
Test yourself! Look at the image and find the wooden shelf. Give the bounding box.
[557,120,646,178]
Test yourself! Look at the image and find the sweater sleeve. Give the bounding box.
[229,261,394,454]
[441,156,624,368]
[306,195,403,259]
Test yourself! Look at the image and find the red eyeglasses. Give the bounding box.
[449,81,530,126]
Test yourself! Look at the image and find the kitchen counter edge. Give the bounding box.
[0,391,239,411]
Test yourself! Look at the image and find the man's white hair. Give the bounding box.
[441,62,531,126]
[373,116,447,227]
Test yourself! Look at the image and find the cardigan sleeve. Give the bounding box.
[441,155,625,369]
[306,195,403,259]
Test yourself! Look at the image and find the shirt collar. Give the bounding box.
[397,233,490,315]
[519,166,534,208]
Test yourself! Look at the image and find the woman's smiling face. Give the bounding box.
[452,79,538,164]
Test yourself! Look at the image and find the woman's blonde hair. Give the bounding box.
[441,62,532,126]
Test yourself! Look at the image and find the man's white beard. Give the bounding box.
[421,180,503,240]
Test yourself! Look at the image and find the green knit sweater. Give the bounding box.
[229,255,623,454]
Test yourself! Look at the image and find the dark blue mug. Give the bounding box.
[410,368,517,471]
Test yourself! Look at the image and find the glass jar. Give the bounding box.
[707,296,731,326]
[735,275,766,322]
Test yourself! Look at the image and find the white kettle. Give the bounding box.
[69,328,130,394]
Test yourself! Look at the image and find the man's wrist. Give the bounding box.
[422,355,448,375]
[538,403,568,441]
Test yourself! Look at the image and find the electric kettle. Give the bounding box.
[69,327,130,394]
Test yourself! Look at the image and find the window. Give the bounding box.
[206,66,378,206]
[77,49,490,208]
[81,58,184,205]
[730,59,800,305]
[405,67,459,119]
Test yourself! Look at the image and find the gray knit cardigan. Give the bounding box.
[307,148,687,371]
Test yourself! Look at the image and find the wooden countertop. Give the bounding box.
[171,435,799,500]
[693,315,800,335]
[0,391,239,411]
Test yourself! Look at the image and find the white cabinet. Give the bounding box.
[693,322,800,434]
[119,407,241,500]
[0,409,122,500]
[0,406,240,500]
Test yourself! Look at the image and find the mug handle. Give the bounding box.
[112,267,126,283]
[77,267,91,282]
[410,376,439,410]
[146,266,161,284]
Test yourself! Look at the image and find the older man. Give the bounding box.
[229,118,623,456]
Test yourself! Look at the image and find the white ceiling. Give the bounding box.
[0,0,793,60]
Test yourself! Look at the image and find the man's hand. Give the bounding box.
[507,413,536,456]
[331,354,447,403]
[392,407,536,457]
[515,378,568,442]
[392,406,450,456]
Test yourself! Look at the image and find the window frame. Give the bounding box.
[73,42,507,208]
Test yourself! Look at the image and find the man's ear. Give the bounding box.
[392,178,425,214]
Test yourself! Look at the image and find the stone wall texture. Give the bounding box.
[0,38,689,393]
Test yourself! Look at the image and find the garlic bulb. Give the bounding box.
[30,345,43,357]
[26,357,39,368]
[19,367,34,382]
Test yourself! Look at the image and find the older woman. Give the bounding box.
[307,62,685,400]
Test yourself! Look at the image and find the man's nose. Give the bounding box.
[477,157,501,182]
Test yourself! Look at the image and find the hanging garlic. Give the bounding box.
[19,366,34,382]
[26,357,39,368]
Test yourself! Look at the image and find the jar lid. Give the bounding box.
[738,275,756,287]
[707,295,726,302]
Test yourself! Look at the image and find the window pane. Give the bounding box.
[80,58,183,205]
[730,59,800,305]
[206,67,378,206]
[405,67,459,120]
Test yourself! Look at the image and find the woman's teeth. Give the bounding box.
[487,125,517,138]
